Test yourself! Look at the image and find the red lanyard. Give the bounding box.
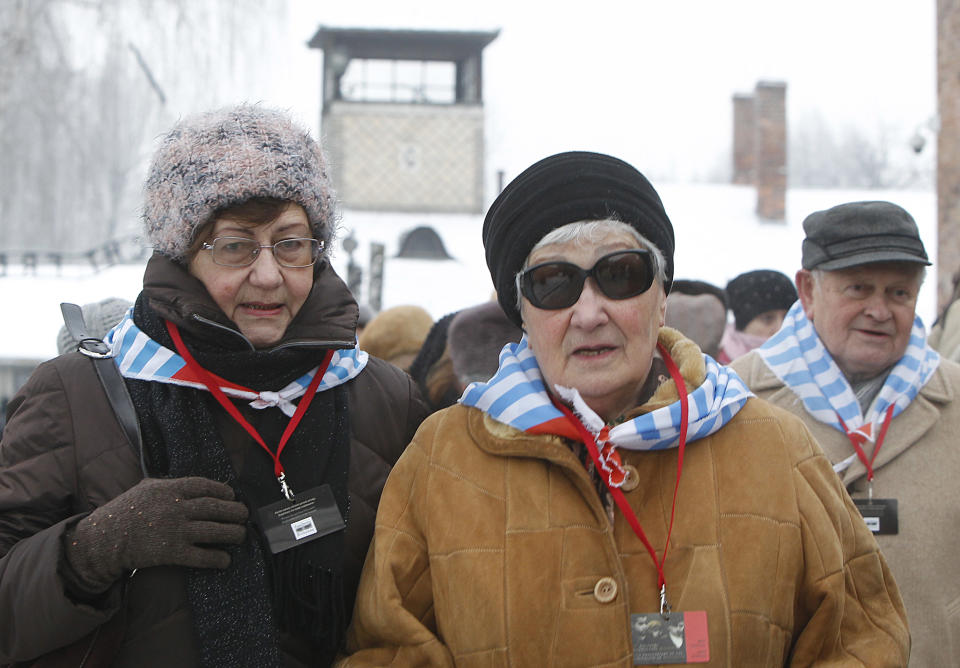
[166,320,334,500]
[836,403,895,484]
[551,342,688,613]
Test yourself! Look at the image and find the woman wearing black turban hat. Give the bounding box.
[342,152,909,667]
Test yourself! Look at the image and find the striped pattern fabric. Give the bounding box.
[105,311,367,417]
[459,335,753,451]
[756,301,939,439]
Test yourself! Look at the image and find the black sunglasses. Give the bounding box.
[519,249,657,310]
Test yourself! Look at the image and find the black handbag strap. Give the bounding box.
[60,302,147,477]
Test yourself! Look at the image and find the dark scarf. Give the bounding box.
[126,295,350,667]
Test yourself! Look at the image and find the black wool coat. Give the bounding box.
[0,255,429,666]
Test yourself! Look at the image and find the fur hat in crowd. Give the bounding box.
[483,151,675,327]
[725,269,798,331]
[664,281,727,358]
[447,301,523,386]
[56,297,133,356]
[142,104,336,262]
[357,305,434,372]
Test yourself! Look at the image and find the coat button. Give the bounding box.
[593,576,618,603]
[620,465,640,492]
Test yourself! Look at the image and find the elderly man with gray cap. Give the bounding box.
[732,200,960,667]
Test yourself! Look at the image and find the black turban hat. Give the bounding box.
[482,151,675,327]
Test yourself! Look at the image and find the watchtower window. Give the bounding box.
[339,59,456,104]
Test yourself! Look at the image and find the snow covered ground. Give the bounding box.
[0,183,938,364]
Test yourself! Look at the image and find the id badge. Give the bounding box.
[852,498,898,535]
[631,611,709,664]
[254,484,345,554]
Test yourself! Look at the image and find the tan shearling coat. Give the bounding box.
[733,350,960,667]
[342,334,908,667]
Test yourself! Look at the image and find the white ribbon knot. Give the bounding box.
[249,390,298,417]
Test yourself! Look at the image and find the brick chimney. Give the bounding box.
[732,93,755,184]
[754,81,787,221]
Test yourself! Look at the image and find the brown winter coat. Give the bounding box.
[733,350,960,667]
[0,256,430,666]
[341,330,909,667]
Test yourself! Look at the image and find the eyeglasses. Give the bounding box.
[200,237,323,268]
[519,249,656,310]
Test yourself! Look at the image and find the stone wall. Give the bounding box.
[323,101,484,213]
[938,0,960,309]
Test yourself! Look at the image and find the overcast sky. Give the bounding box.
[256,0,938,187]
[51,0,939,207]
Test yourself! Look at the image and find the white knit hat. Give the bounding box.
[142,104,337,262]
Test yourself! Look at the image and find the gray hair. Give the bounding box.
[514,219,667,314]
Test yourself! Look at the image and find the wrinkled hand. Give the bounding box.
[65,476,248,594]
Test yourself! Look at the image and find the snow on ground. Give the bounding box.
[0,183,938,364]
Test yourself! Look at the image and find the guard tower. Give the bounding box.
[309,26,499,214]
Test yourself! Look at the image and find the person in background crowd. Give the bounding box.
[357,304,433,372]
[717,269,797,363]
[408,311,460,412]
[446,300,522,389]
[341,152,908,667]
[407,302,523,415]
[663,279,728,358]
[0,105,429,667]
[732,200,960,667]
[355,303,375,340]
[927,267,960,362]
[55,297,133,356]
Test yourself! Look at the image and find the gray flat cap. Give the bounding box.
[801,201,930,270]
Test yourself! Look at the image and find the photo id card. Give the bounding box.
[631,611,709,664]
[254,484,345,554]
[852,498,898,535]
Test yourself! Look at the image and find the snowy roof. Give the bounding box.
[0,183,937,363]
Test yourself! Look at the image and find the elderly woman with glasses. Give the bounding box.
[341,152,908,667]
[0,106,429,667]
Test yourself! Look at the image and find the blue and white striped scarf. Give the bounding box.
[756,301,939,440]
[105,311,368,417]
[459,334,753,451]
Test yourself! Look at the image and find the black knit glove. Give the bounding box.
[64,476,248,595]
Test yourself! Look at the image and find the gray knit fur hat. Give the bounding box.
[142,104,336,262]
